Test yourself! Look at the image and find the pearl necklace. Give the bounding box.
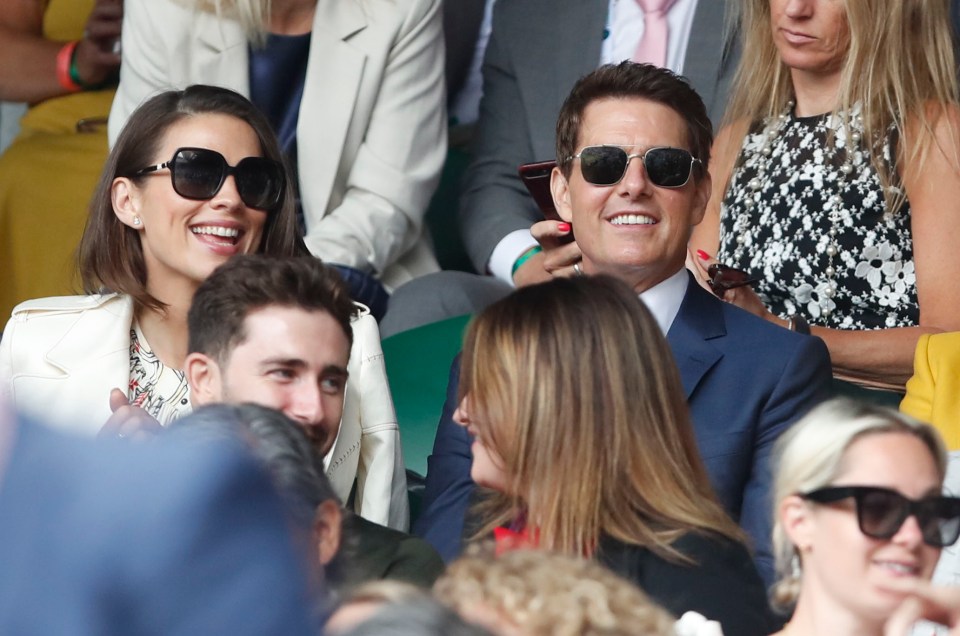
[730,102,864,319]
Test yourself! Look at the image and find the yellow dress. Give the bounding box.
[0,0,115,319]
[901,332,960,451]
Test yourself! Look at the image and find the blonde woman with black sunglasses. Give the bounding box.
[771,398,960,635]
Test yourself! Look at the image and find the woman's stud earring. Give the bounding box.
[133,215,141,226]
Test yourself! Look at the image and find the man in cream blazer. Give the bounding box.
[0,283,408,530]
[108,0,447,291]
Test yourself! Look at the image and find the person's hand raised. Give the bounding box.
[97,388,163,442]
[513,220,583,286]
[73,0,123,87]
[882,578,960,635]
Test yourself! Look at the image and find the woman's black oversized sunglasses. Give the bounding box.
[565,145,702,188]
[134,147,285,211]
[801,485,960,548]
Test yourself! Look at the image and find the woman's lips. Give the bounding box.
[780,28,816,45]
[190,224,244,255]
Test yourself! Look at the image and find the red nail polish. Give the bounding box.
[558,222,571,233]
[696,249,711,260]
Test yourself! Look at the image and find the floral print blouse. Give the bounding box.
[128,322,191,425]
[718,110,917,329]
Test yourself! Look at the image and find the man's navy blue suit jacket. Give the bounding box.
[413,275,833,585]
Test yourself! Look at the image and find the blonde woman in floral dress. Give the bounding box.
[689,0,960,391]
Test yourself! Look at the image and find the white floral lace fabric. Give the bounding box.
[718,111,918,329]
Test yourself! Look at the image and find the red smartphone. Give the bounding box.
[518,160,560,221]
[518,160,574,245]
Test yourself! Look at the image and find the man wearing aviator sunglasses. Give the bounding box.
[413,63,833,588]
[567,145,702,189]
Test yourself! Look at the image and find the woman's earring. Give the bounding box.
[791,553,802,580]
[133,215,142,226]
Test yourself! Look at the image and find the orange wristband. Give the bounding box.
[56,41,83,93]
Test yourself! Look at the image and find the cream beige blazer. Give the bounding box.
[108,0,447,290]
[0,294,409,530]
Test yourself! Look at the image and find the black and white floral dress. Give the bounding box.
[717,110,917,330]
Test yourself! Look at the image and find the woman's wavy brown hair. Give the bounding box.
[460,275,744,562]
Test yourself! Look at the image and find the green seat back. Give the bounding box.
[424,145,474,273]
[382,313,473,479]
[831,379,903,409]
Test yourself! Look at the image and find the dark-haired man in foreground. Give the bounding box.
[184,255,408,530]
[184,255,440,583]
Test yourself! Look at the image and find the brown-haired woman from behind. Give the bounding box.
[453,274,777,636]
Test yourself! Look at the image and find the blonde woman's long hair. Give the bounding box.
[459,275,745,561]
[722,0,959,214]
[769,398,947,611]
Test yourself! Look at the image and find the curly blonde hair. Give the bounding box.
[434,545,677,636]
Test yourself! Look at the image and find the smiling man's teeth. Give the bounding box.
[610,214,655,226]
[192,226,240,238]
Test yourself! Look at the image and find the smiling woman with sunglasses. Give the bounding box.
[0,85,302,434]
[771,398,960,635]
[108,0,447,323]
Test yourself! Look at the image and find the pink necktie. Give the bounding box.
[632,0,678,68]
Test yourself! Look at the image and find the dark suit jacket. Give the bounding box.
[413,276,833,585]
[460,0,738,271]
[0,419,318,635]
[598,533,777,635]
[953,0,960,52]
[444,0,487,103]
[338,514,446,592]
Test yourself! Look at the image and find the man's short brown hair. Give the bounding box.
[555,62,713,179]
[188,255,356,364]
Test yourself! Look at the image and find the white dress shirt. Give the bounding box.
[638,267,688,334]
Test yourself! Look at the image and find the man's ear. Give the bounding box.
[313,500,342,566]
[550,165,574,223]
[112,177,143,230]
[184,352,224,407]
[690,169,712,227]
